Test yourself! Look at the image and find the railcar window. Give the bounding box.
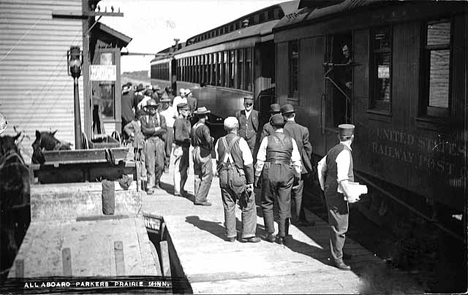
[289,40,299,99]
[422,20,451,118]
[245,48,253,91]
[370,27,392,113]
[217,52,222,86]
[229,50,235,88]
[238,49,244,89]
[222,51,228,87]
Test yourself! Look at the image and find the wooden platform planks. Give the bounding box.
[8,217,158,278]
[141,157,423,294]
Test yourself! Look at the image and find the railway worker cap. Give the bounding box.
[160,97,171,104]
[270,113,285,128]
[269,103,281,114]
[224,117,239,130]
[144,99,159,109]
[177,102,189,110]
[338,124,355,137]
[194,106,211,116]
[280,104,295,114]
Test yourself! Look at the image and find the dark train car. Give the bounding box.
[150,1,300,130]
[273,1,467,217]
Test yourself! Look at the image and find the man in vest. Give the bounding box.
[185,89,198,125]
[191,107,214,206]
[259,103,281,143]
[215,117,260,243]
[317,124,356,271]
[281,104,315,227]
[141,99,167,195]
[173,103,191,197]
[255,114,302,244]
[235,96,259,157]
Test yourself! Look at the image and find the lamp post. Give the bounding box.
[67,46,83,149]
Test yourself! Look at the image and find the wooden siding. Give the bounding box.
[0,0,84,162]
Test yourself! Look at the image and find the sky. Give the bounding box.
[99,0,288,73]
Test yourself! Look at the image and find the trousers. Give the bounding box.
[325,188,349,263]
[220,186,256,239]
[291,177,307,222]
[145,137,165,188]
[164,127,174,169]
[192,147,213,203]
[173,145,189,194]
[261,163,294,237]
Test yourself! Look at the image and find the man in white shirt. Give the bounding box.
[317,124,355,271]
[159,98,178,173]
[255,114,302,245]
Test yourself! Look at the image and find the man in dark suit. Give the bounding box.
[259,103,281,143]
[235,96,259,157]
[281,104,315,227]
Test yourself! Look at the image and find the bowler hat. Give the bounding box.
[270,114,285,127]
[194,106,211,115]
[269,103,281,114]
[280,104,295,114]
[338,124,355,137]
[244,96,254,103]
[177,103,189,110]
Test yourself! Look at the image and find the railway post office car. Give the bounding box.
[273,0,467,217]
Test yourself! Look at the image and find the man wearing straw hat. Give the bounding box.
[191,106,214,206]
[317,124,356,271]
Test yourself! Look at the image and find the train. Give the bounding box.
[151,0,467,227]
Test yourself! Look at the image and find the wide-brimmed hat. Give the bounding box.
[269,103,281,114]
[144,99,159,108]
[185,89,192,96]
[136,84,145,92]
[194,106,211,115]
[270,114,285,127]
[280,104,295,114]
[338,124,355,137]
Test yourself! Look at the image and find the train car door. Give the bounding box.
[322,33,353,150]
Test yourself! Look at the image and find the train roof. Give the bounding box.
[172,1,299,55]
[274,0,467,31]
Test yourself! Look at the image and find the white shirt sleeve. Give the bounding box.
[291,138,302,175]
[317,155,327,191]
[254,137,268,176]
[239,138,253,166]
[336,149,351,194]
[214,140,220,161]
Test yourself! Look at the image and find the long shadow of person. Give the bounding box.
[160,181,196,203]
[185,216,226,241]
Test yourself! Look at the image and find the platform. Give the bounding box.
[142,157,423,294]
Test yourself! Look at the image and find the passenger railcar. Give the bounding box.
[273,0,467,217]
[150,1,300,127]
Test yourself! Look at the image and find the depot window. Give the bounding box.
[420,19,451,118]
[369,26,392,113]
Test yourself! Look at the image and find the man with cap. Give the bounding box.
[173,103,191,196]
[141,99,167,194]
[255,114,302,244]
[282,103,315,227]
[317,123,356,271]
[259,103,281,143]
[159,97,178,173]
[191,107,214,206]
[134,84,146,109]
[215,117,260,243]
[235,96,259,157]
[123,109,147,189]
[121,82,135,140]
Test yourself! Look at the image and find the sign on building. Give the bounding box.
[90,65,117,81]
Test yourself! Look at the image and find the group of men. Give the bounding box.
[216,96,356,271]
[124,87,356,271]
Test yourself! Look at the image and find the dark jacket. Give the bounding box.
[284,120,313,174]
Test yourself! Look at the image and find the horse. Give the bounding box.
[31,130,72,164]
[0,133,30,282]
